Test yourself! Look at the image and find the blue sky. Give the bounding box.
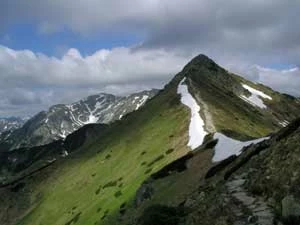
[0,0,299,117]
[0,23,144,56]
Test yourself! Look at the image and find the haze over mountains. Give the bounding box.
[0,55,299,225]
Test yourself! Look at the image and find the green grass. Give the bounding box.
[16,85,190,225]
[183,63,300,139]
[11,59,300,225]
[188,76,275,139]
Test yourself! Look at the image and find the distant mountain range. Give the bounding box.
[0,117,28,134]
[0,90,158,151]
[1,55,300,225]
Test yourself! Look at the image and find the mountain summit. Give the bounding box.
[177,54,300,139]
[0,54,299,225]
[185,54,224,71]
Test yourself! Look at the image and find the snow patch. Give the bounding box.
[87,115,98,123]
[94,99,105,111]
[279,120,289,127]
[212,133,269,162]
[119,109,127,120]
[85,103,99,124]
[135,95,149,110]
[240,84,272,109]
[177,78,207,150]
[62,150,69,157]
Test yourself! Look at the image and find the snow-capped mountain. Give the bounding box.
[1,55,300,225]
[0,117,27,134]
[0,89,158,151]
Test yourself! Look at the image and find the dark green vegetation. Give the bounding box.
[184,55,300,138]
[0,54,299,225]
[0,70,190,225]
[0,123,108,185]
[122,119,300,225]
[139,205,185,225]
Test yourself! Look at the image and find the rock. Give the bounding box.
[247,215,256,223]
[282,195,300,218]
[135,180,154,207]
[184,197,197,208]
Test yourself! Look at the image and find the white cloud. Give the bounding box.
[226,63,300,97]
[0,44,299,117]
[0,45,190,116]
[253,66,300,97]
[0,45,189,87]
[0,0,299,117]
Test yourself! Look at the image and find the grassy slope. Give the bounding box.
[180,119,300,225]
[185,59,300,139]
[190,78,274,139]
[6,55,300,225]
[119,147,215,225]
[122,121,300,225]
[233,73,300,123]
[187,73,275,139]
[16,83,190,225]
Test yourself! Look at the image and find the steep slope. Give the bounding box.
[181,55,300,139]
[0,123,109,185]
[0,76,191,225]
[132,118,300,225]
[0,54,299,225]
[0,90,158,151]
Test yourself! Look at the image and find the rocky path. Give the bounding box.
[226,174,274,225]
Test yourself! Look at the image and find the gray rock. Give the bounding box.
[282,195,300,218]
[0,89,158,151]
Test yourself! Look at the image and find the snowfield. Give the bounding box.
[212,132,269,162]
[177,78,207,150]
[240,84,272,109]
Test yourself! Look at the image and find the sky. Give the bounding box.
[0,0,299,117]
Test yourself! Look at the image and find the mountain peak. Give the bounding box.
[182,54,226,76]
[190,54,216,66]
[191,54,214,63]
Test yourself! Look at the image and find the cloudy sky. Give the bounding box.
[0,0,299,117]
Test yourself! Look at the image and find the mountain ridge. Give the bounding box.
[0,117,28,135]
[0,89,159,151]
[0,54,299,225]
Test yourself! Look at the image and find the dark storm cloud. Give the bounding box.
[0,0,299,116]
[1,0,299,64]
